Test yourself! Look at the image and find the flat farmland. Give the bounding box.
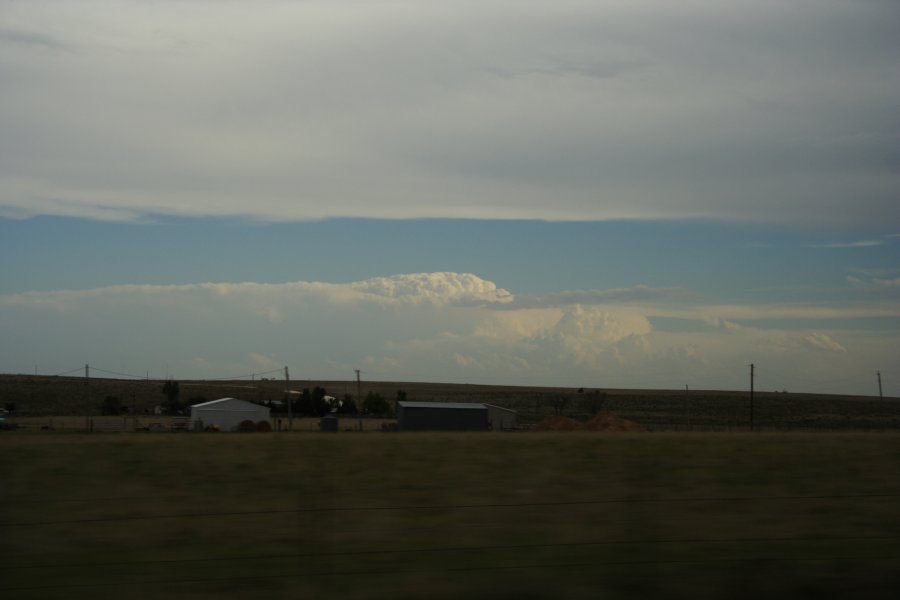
[2,374,899,431]
[2,431,900,598]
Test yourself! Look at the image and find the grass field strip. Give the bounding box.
[4,433,899,598]
[3,491,900,528]
[6,553,900,592]
[8,534,900,570]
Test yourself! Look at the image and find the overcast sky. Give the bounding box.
[1,1,898,395]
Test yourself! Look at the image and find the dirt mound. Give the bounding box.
[582,413,647,432]
[533,413,646,432]
[532,415,582,431]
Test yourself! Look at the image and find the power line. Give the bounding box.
[89,367,147,379]
[204,368,284,381]
[45,366,287,382]
[50,367,85,377]
[750,362,755,431]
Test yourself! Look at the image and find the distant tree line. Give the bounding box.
[269,387,402,417]
[92,380,410,418]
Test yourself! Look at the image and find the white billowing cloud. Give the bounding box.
[802,333,846,353]
[470,305,653,372]
[351,272,513,305]
[1,272,895,394]
[1,1,898,225]
[556,305,652,341]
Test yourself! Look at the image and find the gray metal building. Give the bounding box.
[189,397,270,432]
[485,404,517,430]
[397,401,516,431]
[397,401,488,431]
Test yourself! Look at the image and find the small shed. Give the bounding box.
[189,398,270,432]
[397,401,492,432]
[320,414,339,432]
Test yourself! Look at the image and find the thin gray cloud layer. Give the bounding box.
[1,0,898,224]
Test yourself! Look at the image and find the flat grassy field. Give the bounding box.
[2,431,900,599]
[4,374,899,431]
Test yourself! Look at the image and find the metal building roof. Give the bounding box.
[484,403,517,414]
[190,397,260,409]
[398,401,487,410]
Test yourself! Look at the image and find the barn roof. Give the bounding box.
[398,401,487,410]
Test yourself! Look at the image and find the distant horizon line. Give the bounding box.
[2,371,891,400]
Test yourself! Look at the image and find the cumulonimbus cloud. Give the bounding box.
[0,272,893,394]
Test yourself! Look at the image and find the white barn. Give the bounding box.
[189,398,270,432]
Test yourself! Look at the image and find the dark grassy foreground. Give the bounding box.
[2,432,900,599]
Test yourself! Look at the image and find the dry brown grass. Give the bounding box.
[2,431,900,598]
[533,413,647,432]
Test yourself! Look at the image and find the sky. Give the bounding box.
[1,1,898,395]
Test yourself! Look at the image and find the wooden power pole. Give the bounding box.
[685,384,690,431]
[85,364,91,433]
[355,369,362,431]
[285,366,292,431]
[750,363,755,432]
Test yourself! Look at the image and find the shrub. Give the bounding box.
[100,396,123,416]
[255,420,272,432]
[363,392,391,416]
[237,419,256,432]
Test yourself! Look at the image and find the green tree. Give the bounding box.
[160,379,182,415]
[294,387,331,416]
[100,396,123,416]
[395,389,407,415]
[185,396,206,414]
[363,391,391,416]
[293,388,310,415]
[339,394,357,415]
[311,386,330,415]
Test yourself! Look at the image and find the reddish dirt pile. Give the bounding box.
[532,415,581,431]
[532,413,646,432]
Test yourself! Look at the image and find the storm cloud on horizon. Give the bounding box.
[1,272,893,394]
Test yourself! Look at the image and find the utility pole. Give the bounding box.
[85,364,91,433]
[750,363,755,432]
[285,366,292,431]
[685,384,691,431]
[877,371,883,400]
[355,369,362,432]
